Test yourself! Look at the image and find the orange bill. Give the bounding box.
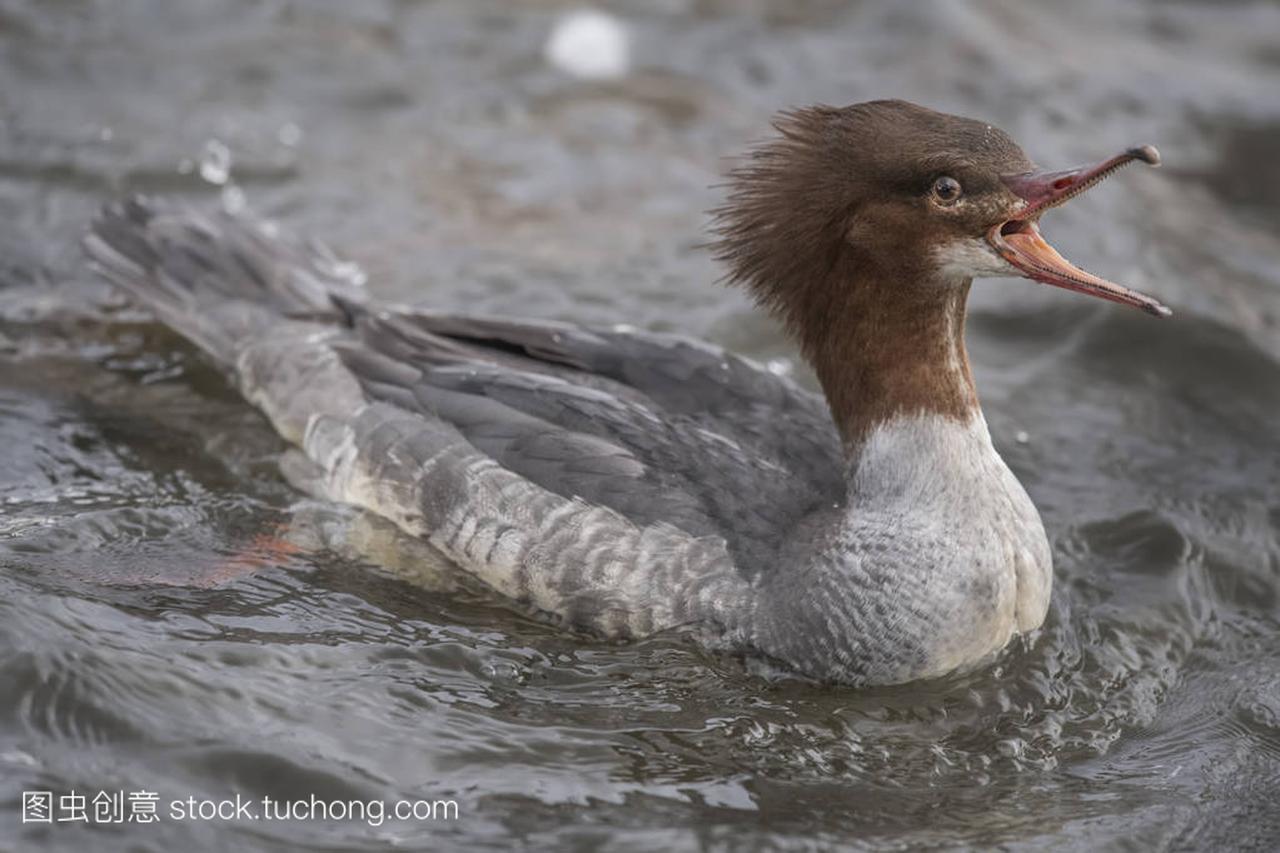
[988,146,1171,318]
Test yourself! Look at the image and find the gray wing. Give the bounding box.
[333,303,845,575]
[363,308,843,488]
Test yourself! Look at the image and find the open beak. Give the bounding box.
[987,145,1170,318]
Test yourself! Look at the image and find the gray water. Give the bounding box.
[2,1,1280,850]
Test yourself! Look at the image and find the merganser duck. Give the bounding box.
[85,100,1166,686]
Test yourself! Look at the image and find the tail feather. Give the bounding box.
[84,196,365,365]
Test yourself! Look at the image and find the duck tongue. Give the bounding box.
[987,146,1171,318]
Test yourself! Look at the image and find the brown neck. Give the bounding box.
[795,272,979,457]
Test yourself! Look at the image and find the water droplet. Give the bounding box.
[766,358,792,376]
[315,254,367,287]
[277,123,302,147]
[221,184,246,214]
[1015,430,1030,444]
[331,261,367,287]
[544,10,630,80]
[199,139,232,185]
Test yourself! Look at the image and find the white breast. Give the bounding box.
[847,412,1053,673]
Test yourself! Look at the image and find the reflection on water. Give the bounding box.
[2,1,1280,850]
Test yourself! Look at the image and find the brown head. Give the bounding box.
[711,99,1165,451]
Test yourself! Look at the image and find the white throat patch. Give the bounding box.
[932,236,1018,283]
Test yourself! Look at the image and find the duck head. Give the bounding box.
[714,99,1166,321]
[712,99,1166,447]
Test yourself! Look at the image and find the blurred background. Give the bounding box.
[1,1,1279,851]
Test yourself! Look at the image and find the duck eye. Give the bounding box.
[931,175,962,205]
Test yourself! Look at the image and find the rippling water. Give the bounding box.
[2,1,1279,850]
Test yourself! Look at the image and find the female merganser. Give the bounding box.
[85,100,1166,686]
